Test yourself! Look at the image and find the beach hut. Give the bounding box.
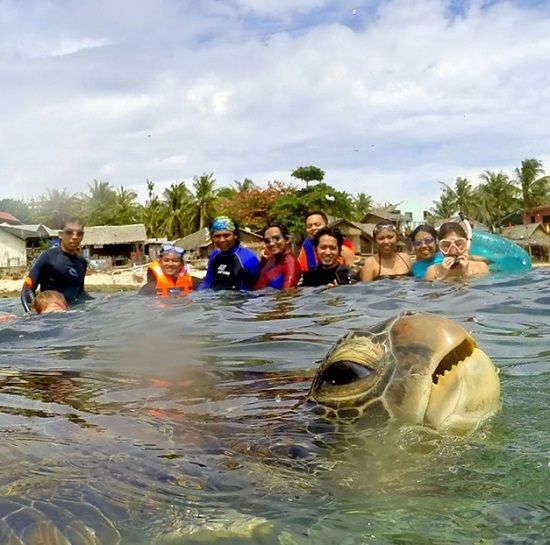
[500,223,550,262]
[174,228,263,260]
[0,224,58,268]
[328,218,376,255]
[81,224,147,267]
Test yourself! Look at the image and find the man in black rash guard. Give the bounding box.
[302,227,358,287]
[21,219,92,312]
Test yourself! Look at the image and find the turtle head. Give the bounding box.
[307,312,501,434]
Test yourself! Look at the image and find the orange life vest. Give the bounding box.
[148,261,192,297]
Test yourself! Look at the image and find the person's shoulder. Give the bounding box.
[238,245,260,261]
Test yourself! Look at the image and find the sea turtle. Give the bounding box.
[0,312,500,543]
[307,312,501,435]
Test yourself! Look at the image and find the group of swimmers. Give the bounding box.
[6,211,489,314]
[140,211,489,295]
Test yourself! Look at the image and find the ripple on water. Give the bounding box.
[0,269,548,544]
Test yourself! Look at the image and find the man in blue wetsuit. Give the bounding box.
[21,218,92,312]
[198,216,260,291]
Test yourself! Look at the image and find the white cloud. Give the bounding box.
[1,0,549,220]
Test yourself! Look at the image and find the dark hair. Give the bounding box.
[411,223,437,241]
[313,226,344,249]
[438,222,467,240]
[261,223,289,238]
[61,217,83,229]
[373,222,397,236]
[305,211,328,225]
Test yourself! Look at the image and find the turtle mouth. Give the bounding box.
[432,338,476,384]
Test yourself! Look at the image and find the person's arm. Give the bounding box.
[283,255,301,288]
[400,252,413,273]
[138,280,157,295]
[198,255,216,290]
[425,264,437,281]
[470,260,490,277]
[341,245,356,267]
[241,251,261,291]
[78,258,94,300]
[359,256,376,282]
[20,251,49,312]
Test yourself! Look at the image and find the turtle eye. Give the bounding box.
[321,361,372,387]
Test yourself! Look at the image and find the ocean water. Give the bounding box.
[0,270,548,544]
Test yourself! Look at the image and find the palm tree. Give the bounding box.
[475,171,517,227]
[141,180,164,237]
[112,186,141,225]
[513,158,550,211]
[35,188,82,228]
[161,182,192,239]
[352,192,373,220]
[440,177,478,218]
[186,173,218,231]
[430,189,457,219]
[83,180,117,225]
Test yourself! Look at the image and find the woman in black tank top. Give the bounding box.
[360,223,412,281]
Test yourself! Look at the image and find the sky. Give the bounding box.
[1,0,550,220]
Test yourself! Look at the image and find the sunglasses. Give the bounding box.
[413,236,435,248]
[439,237,467,254]
[160,244,185,256]
[61,229,84,237]
[373,223,397,235]
[263,235,283,244]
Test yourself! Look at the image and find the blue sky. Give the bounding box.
[1,0,549,220]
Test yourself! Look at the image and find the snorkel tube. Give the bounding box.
[454,213,532,274]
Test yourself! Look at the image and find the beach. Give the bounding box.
[0,264,207,298]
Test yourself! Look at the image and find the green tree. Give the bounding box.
[161,182,192,239]
[439,177,478,218]
[186,173,218,231]
[475,170,517,227]
[272,182,354,234]
[0,198,35,223]
[430,188,457,219]
[352,192,373,220]
[513,158,550,211]
[83,179,117,225]
[34,189,82,228]
[142,180,164,237]
[111,186,142,225]
[291,165,325,188]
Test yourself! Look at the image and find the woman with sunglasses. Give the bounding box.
[254,224,301,290]
[360,222,411,281]
[425,223,489,281]
[139,244,199,296]
[410,224,443,278]
[21,218,92,312]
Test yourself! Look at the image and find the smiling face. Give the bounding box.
[263,226,287,256]
[159,252,184,277]
[316,234,340,268]
[305,214,327,239]
[375,228,398,256]
[413,230,437,261]
[212,230,237,252]
[58,222,84,255]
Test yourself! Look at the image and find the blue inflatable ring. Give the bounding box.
[469,230,532,274]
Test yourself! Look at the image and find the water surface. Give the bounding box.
[1,270,548,544]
